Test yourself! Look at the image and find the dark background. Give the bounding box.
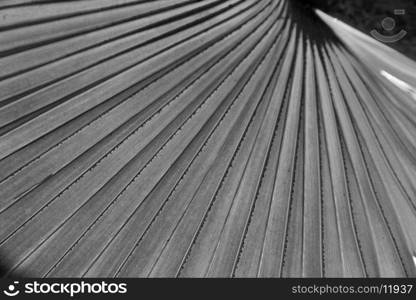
[301,0,416,60]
